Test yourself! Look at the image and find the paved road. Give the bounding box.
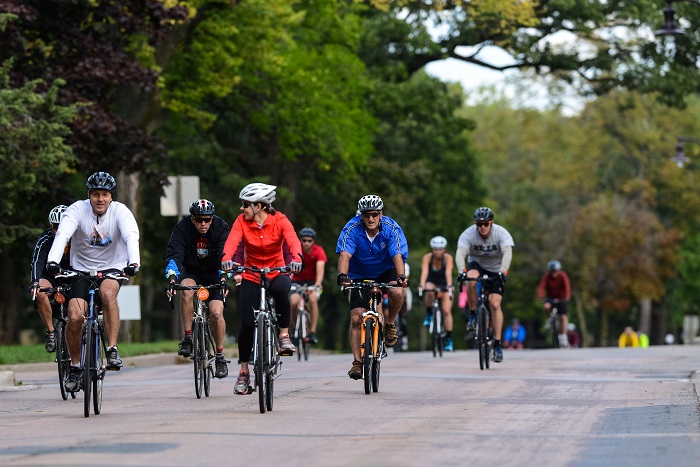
[1,346,699,466]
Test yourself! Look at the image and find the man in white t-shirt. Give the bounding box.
[455,207,514,363]
[46,172,140,391]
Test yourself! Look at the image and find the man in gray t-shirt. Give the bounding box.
[455,207,514,363]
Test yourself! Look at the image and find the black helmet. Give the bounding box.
[473,207,494,221]
[189,199,215,216]
[86,172,116,192]
[299,227,316,238]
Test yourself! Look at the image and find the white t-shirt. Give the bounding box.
[456,224,514,273]
[48,199,140,271]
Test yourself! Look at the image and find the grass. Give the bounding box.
[0,340,180,365]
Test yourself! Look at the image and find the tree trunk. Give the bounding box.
[638,297,652,335]
[117,171,140,343]
[0,251,19,344]
[574,293,589,348]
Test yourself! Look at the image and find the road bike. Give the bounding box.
[233,265,290,413]
[461,275,500,370]
[57,269,129,417]
[32,282,73,400]
[290,283,317,361]
[419,286,452,357]
[343,280,397,394]
[168,278,228,399]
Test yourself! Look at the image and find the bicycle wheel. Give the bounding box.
[256,313,267,414]
[55,321,69,401]
[296,311,303,362]
[485,310,491,369]
[301,313,310,361]
[93,327,105,415]
[83,323,94,417]
[477,305,487,370]
[551,312,560,348]
[363,321,373,395]
[192,321,203,399]
[371,327,382,393]
[435,302,443,358]
[265,331,275,411]
[203,321,212,398]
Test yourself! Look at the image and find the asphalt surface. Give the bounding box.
[1,346,699,466]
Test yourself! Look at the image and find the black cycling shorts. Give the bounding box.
[468,262,505,295]
[348,268,398,310]
[70,269,123,302]
[180,270,224,301]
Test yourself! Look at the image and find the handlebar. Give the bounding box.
[459,275,503,284]
[418,285,453,298]
[229,265,292,275]
[290,283,321,294]
[167,279,229,309]
[341,280,401,292]
[55,268,132,281]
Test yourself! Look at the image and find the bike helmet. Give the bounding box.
[189,199,215,216]
[86,171,117,192]
[430,236,447,249]
[239,183,276,204]
[357,194,383,212]
[48,205,68,224]
[299,227,316,238]
[473,207,494,221]
[547,260,562,271]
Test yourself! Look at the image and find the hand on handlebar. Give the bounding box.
[457,271,468,283]
[289,261,303,273]
[46,261,61,275]
[124,263,139,277]
[337,273,350,286]
[397,274,408,287]
[221,260,234,272]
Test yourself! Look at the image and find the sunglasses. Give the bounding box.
[301,238,314,243]
[193,217,213,224]
[475,222,490,227]
[361,211,381,219]
[241,201,251,208]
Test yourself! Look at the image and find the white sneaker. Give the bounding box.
[558,334,570,348]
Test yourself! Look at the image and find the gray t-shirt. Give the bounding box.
[457,224,514,273]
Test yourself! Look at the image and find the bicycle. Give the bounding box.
[544,298,566,348]
[419,285,452,357]
[56,269,129,417]
[168,277,228,399]
[461,275,501,370]
[290,283,317,362]
[233,265,290,413]
[343,280,397,394]
[32,282,73,400]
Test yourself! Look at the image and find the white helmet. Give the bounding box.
[357,194,383,212]
[430,236,447,249]
[48,205,68,224]
[239,183,276,204]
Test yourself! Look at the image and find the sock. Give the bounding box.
[108,345,117,351]
[446,331,452,339]
[494,340,501,347]
[469,309,476,316]
[184,330,192,340]
[426,307,432,315]
[216,348,224,358]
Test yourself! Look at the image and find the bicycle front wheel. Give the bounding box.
[256,313,267,414]
[83,323,94,417]
[363,322,373,395]
[265,329,274,412]
[301,312,310,361]
[55,321,69,401]
[296,311,303,362]
[477,305,487,370]
[204,322,213,398]
[93,327,105,414]
[192,321,203,399]
[433,303,443,358]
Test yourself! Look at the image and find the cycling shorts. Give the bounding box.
[180,270,225,301]
[468,262,505,295]
[348,268,397,310]
[545,298,568,315]
[70,269,123,302]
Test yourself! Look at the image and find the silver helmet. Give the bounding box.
[48,205,68,224]
[239,183,277,204]
[357,194,383,212]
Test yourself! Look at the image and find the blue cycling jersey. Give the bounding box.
[336,215,408,279]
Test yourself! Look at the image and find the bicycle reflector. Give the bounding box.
[55,292,66,304]
[196,287,209,301]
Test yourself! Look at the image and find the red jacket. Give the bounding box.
[222,212,302,283]
[537,271,571,300]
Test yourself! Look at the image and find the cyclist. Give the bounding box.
[419,236,455,351]
[537,260,571,348]
[46,172,140,390]
[456,206,514,363]
[220,183,302,395]
[289,227,327,345]
[30,205,71,353]
[165,199,231,378]
[336,195,409,380]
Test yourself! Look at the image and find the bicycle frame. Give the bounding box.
[423,286,450,357]
[462,275,499,370]
[291,284,315,361]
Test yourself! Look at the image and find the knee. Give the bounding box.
[350,311,362,328]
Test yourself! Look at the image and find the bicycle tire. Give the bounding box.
[477,305,487,370]
[192,321,203,399]
[296,310,304,362]
[302,313,310,361]
[83,322,94,417]
[485,316,491,369]
[435,301,443,358]
[256,313,267,414]
[551,311,560,348]
[55,321,69,401]
[265,324,274,411]
[363,321,373,395]
[203,321,212,398]
[371,328,381,393]
[93,326,105,415]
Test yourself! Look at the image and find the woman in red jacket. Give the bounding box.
[221,183,303,395]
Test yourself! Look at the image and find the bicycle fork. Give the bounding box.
[360,316,379,359]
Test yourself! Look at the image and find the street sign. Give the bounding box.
[160,175,200,216]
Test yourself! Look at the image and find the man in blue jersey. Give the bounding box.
[336,195,409,380]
